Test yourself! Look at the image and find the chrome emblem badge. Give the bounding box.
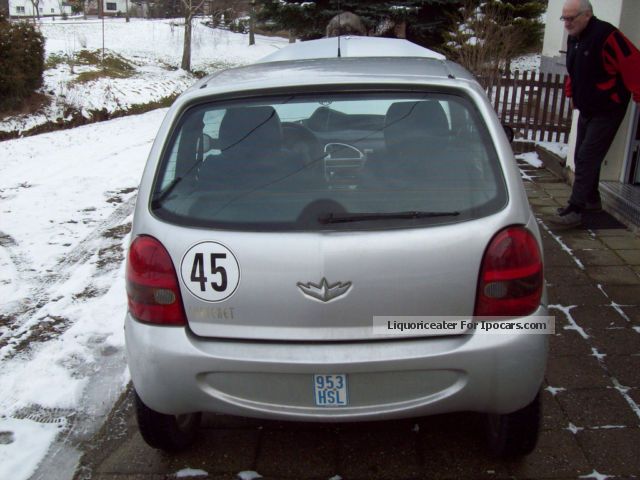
[297,278,352,302]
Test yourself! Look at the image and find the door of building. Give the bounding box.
[626,106,640,184]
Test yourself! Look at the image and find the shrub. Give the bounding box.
[0,15,46,111]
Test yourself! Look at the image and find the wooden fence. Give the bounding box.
[481,71,572,143]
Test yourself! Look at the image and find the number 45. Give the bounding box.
[190,253,227,292]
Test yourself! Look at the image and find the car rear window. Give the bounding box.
[151,91,507,231]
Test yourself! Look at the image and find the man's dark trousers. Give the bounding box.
[569,107,627,209]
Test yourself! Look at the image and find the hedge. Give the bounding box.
[0,14,45,111]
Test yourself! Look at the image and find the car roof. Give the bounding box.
[256,36,446,62]
[185,37,477,98]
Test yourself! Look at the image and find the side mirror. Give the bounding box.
[502,125,515,143]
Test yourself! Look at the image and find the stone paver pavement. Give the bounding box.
[72,162,640,480]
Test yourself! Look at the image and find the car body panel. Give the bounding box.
[126,306,548,419]
[126,38,548,420]
[135,208,538,341]
[256,36,446,63]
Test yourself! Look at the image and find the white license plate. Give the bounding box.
[313,374,348,407]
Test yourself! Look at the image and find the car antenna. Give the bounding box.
[441,60,456,79]
[337,0,342,58]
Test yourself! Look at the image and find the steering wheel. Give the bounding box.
[323,142,365,160]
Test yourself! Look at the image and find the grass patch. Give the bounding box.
[0,93,180,141]
[45,52,71,70]
[72,49,136,84]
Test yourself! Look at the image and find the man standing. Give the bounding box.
[550,0,640,227]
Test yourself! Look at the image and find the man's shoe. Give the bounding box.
[549,209,582,228]
[556,201,601,214]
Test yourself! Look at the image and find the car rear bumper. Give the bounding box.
[125,309,548,421]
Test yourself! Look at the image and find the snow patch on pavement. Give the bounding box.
[549,304,589,339]
[537,141,568,160]
[516,151,543,168]
[238,471,263,480]
[175,468,209,477]
[545,386,566,396]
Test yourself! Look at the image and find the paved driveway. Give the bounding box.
[72,163,640,480]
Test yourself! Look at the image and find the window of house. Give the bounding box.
[106,2,117,10]
[16,6,25,13]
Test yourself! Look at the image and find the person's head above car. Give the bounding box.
[561,0,593,36]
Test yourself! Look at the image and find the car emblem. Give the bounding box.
[297,278,352,302]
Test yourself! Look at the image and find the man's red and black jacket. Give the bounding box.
[565,16,640,116]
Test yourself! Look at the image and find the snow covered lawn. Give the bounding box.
[0,109,169,480]
[0,20,289,480]
[0,17,289,136]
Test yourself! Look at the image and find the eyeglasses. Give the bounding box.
[560,11,584,22]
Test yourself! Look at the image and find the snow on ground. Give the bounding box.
[0,17,289,135]
[0,22,286,476]
[537,140,569,159]
[516,150,545,182]
[511,53,541,73]
[517,151,544,168]
[0,19,554,479]
[0,109,169,480]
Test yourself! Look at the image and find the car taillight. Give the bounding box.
[474,227,543,318]
[126,235,186,326]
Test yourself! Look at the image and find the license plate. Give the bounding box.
[313,374,348,407]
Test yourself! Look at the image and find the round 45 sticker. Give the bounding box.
[180,242,240,302]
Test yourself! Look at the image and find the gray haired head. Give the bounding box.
[326,12,367,37]
[577,0,593,12]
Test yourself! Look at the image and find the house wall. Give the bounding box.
[541,0,566,74]
[600,1,640,181]
[85,0,129,16]
[8,0,72,17]
[101,0,128,15]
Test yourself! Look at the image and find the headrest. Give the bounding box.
[219,106,283,153]
[384,101,450,150]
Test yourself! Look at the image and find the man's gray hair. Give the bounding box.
[326,12,367,37]
[577,0,593,12]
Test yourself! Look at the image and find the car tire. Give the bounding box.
[485,392,540,458]
[134,391,201,451]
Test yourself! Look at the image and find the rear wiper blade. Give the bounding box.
[319,210,460,224]
[151,177,182,209]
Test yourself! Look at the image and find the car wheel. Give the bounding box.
[134,390,201,451]
[485,392,540,458]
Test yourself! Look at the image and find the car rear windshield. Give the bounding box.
[151,91,507,231]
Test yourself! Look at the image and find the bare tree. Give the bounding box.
[445,0,525,88]
[248,0,255,45]
[181,0,206,71]
[56,0,68,19]
[29,0,40,22]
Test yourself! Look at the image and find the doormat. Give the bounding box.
[581,210,626,230]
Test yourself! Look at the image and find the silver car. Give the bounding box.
[125,36,548,457]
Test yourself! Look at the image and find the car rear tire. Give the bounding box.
[134,391,201,451]
[485,392,540,458]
